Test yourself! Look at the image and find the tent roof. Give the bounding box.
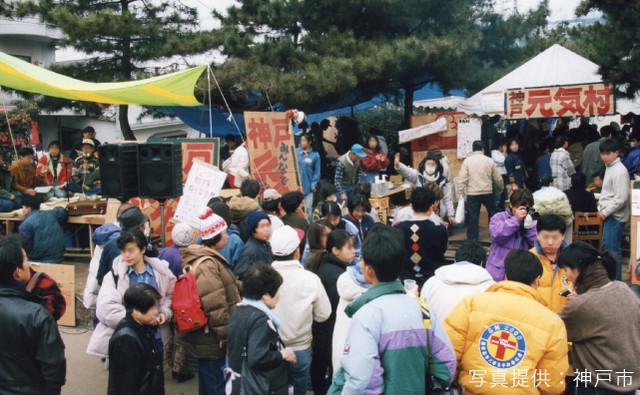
[458,44,640,115]
[0,51,206,106]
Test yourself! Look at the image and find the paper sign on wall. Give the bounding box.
[174,159,227,228]
[456,117,482,159]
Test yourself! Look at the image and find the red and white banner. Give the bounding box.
[506,83,614,119]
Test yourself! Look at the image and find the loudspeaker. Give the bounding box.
[98,144,139,200]
[137,142,182,199]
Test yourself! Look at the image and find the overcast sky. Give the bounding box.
[55,0,587,62]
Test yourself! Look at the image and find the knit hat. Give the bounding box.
[82,139,95,147]
[245,211,270,236]
[172,222,196,247]
[271,225,304,257]
[199,208,227,241]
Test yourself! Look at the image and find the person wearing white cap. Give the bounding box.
[261,188,285,232]
[176,208,241,395]
[69,138,101,195]
[270,225,331,395]
[334,144,367,203]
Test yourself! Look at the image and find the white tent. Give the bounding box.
[458,44,640,116]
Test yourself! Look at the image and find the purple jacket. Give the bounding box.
[486,210,537,281]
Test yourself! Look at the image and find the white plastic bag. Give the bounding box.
[454,199,465,224]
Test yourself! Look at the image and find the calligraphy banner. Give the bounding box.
[506,83,615,119]
[244,111,301,194]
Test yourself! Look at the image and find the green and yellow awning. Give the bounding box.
[0,51,206,106]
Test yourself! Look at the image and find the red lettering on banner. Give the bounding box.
[554,87,585,116]
[525,89,553,117]
[247,117,272,150]
[508,91,526,117]
[583,84,611,115]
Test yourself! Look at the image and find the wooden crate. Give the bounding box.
[30,263,76,327]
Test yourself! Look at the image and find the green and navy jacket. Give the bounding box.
[329,281,456,395]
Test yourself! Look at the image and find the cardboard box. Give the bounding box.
[30,263,76,327]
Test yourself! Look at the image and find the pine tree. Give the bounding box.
[17,0,219,139]
[574,0,640,98]
[212,0,551,126]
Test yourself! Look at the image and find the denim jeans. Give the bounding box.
[288,348,312,395]
[466,194,496,241]
[603,217,625,280]
[304,192,314,222]
[198,358,225,395]
[0,198,15,212]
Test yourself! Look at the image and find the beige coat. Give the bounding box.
[456,151,504,198]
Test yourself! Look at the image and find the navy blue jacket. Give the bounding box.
[19,208,67,263]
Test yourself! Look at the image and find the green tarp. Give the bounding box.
[0,51,206,106]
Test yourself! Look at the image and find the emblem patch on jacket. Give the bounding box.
[479,323,527,369]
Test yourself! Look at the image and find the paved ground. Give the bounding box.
[60,329,198,395]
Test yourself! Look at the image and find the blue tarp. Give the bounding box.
[152,83,465,137]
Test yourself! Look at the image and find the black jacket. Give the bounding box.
[0,284,66,395]
[108,315,164,395]
[234,237,273,279]
[316,253,346,322]
[565,188,598,213]
[227,305,288,395]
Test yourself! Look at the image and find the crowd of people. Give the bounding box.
[1,118,640,395]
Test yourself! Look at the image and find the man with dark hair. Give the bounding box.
[108,283,164,395]
[0,236,66,394]
[421,240,493,324]
[330,225,448,394]
[234,211,273,279]
[582,124,613,184]
[271,226,330,395]
[10,146,42,197]
[394,187,448,286]
[19,195,68,263]
[456,140,504,240]
[530,214,570,313]
[444,248,569,394]
[280,191,309,233]
[598,138,630,279]
[229,179,262,241]
[220,134,237,162]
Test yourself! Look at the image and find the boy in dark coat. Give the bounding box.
[108,283,164,395]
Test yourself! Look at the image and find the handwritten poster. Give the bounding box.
[174,159,227,228]
[456,117,482,159]
[244,111,301,194]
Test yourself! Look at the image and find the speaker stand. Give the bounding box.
[158,198,167,247]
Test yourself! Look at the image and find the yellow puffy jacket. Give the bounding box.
[529,245,573,314]
[444,281,569,395]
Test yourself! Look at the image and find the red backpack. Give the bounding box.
[172,257,208,333]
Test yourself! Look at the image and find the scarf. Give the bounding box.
[345,280,405,317]
[240,298,282,330]
[347,263,370,289]
[575,263,611,295]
